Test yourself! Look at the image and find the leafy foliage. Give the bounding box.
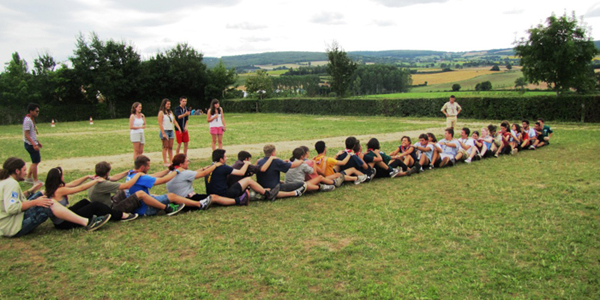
[515,12,599,95]
[245,70,273,99]
[327,42,357,98]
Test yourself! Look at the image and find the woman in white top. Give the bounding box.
[129,102,146,161]
[158,98,182,166]
[207,99,226,151]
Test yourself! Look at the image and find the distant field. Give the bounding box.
[412,69,549,92]
[255,60,328,70]
[356,90,556,99]
[412,67,500,85]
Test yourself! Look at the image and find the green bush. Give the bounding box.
[224,96,600,122]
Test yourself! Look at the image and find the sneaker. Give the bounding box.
[414,165,421,174]
[165,203,185,216]
[295,183,308,197]
[333,174,345,187]
[248,189,264,201]
[391,167,403,178]
[529,145,536,150]
[371,168,377,178]
[25,178,34,185]
[511,148,518,155]
[319,184,335,192]
[389,168,400,178]
[494,153,499,158]
[199,195,212,210]
[120,213,138,222]
[465,158,472,163]
[86,214,111,232]
[405,167,415,176]
[428,165,434,170]
[410,165,419,174]
[354,174,368,185]
[265,184,280,201]
[237,191,249,206]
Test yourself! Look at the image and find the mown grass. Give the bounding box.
[0,114,439,160]
[0,116,598,299]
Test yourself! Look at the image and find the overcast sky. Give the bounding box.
[1,0,599,65]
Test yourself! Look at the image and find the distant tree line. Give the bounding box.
[0,32,238,124]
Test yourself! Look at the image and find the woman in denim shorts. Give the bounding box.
[158,99,182,166]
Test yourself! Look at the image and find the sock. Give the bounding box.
[234,197,241,205]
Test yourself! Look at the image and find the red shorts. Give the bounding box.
[176,130,189,144]
[210,127,224,135]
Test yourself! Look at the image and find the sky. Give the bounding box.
[1,0,599,65]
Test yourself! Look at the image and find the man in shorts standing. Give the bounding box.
[23,103,42,185]
[441,95,462,130]
[174,96,191,156]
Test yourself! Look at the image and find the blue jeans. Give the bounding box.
[145,194,170,216]
[14,206,51,237]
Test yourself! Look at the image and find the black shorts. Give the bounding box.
[221,182,244,198]
[433,158,442,168]
[24,142,41,164]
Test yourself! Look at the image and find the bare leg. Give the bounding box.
[183,142,188,157]
[211,134,217,151]
[217,134,223,149]
[440,157,450,168]
[28,163,39,181]
[167,139,174,163]
[132,142,140,160]
[238,177,266,195]
[50,200,89,226]
[210,194,237,206]
[176,142,182,155]
[306,182,320,192]
[276,191,298,198]
[135,191,168,210]
[419,155,430,167]
[139,143,144,156]
[167,193,201,208]
[455,152,464,161]
[469,150,477,160]
[162,138,169,164]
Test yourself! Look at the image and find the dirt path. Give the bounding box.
[38,127,445,173]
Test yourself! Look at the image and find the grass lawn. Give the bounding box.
[0,114,439,161]
[0,115,599,299]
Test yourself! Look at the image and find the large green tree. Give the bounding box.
[205,59,238,100]
[326,42,357,98]
[245,69,273,99]
[0,52,32,123]
[515,12,599,95]
[141,43,208,108]
[70,32,142,117]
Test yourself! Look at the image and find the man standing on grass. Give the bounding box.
[174,96,191,156]
[441,95,462,130]
[23,103,42,185]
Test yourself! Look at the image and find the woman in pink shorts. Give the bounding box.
[207,99,226,150]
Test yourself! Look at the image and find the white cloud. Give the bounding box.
[226,22,268,30]
[310,12,345,25]
[370,0,450,8]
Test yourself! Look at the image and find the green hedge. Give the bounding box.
[223,96,600,122]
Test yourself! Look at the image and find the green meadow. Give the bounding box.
[0,114,599,299]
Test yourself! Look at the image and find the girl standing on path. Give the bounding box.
[129,102,146,161]
[158,99,181,166]
[207,99,226,151]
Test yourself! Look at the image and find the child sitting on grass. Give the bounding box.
[285,147,335,192]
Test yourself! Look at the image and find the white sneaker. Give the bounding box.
[319,184,335,192]
[511,148,518,155]
[354,174,367,185]
[465,158,472,163]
